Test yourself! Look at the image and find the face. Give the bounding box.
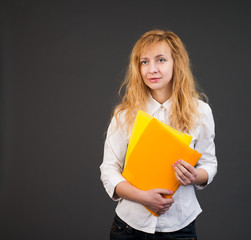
[140,41,174,100]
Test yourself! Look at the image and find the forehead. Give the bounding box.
[140,41,172,58]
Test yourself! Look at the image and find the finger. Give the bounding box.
[161,200,174,208]
[163,206,171,211]
[176,160,197,183]
[178,160,197,175]
[165,197,174,204]
[162,203,173,210]
[174,171,186,186]
[176,163,192,179]
[174,162,193,184]
[155,188,174,195]
[158,206,170,214]
[158,209,168,215]
[158,210,166,215]
[158,203,173,214]
[173,164,187,179]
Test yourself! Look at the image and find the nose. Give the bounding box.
[148,62,158,74]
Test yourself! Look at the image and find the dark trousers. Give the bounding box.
[110,214,197,240]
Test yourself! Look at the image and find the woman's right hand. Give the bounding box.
[141,188,174,215]
[115,181,174,215]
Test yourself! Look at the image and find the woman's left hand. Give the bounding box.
[173,159,197,186]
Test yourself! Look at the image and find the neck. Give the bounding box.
[150,89,172,104]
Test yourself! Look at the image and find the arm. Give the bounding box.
[115,181,174,215]
[173,103,217,188]
[173,159,208,186]
[100,115,174,215]
[100,115,128,201]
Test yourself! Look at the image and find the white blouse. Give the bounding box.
[100,95,217,233]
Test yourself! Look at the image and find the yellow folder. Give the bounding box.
[122,110,202,216]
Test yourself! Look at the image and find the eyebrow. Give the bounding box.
[140,54,166,60]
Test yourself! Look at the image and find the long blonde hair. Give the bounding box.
[113,29,206,133]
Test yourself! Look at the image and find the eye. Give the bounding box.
[140,60,148,65]
[158,58,166,63]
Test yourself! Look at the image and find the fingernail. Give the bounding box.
[178,159,181,162]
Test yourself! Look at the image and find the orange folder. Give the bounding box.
[125,110,193,168]
[122,110,202,216]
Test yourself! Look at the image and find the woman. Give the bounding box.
[100,29,217,239]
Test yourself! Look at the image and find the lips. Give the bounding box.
[149,78,160,83]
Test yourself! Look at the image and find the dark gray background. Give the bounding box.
[1,1,250,239]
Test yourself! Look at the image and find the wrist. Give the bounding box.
[194,168,208,185]
[130,187,145,205]
[115,181,145,204]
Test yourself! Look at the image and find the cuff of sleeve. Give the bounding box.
[194,165,215,190]
[106,175,127,201]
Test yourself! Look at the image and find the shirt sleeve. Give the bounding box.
[100,115,128,201]
[194,103,218,190]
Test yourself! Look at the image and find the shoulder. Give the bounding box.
[107,109,129,140]
[192,99,215,133]
[111,109,127,126]
[196,99,213,116]
[195,99,215,135]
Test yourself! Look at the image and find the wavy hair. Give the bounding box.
[113,29,206,133]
